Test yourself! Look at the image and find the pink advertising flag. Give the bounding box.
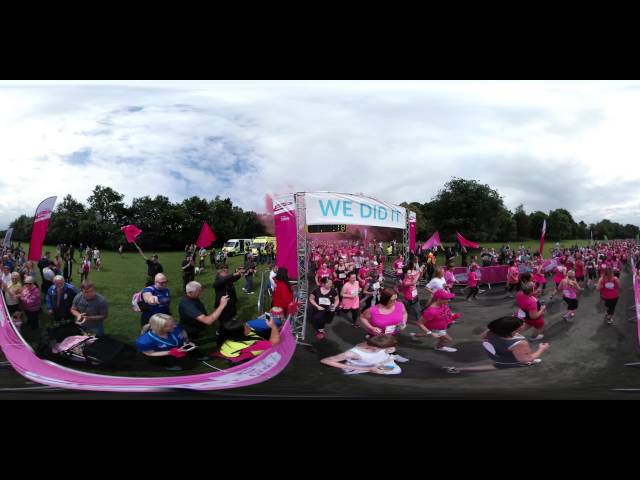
[27,196,57,261]
[421,231,442,250]
[121,224,143,244]
[456,232,480,249]
[196,222,217,248]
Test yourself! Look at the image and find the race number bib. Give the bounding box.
[605,282,615,289]
[318,297,331,306]
[339,273,346,279]
[397,269,403,274]
[516,309,527,319]
[373,282,380,290]
[411,288,418,299]
[352,289,359,296]
[384,325,398,335]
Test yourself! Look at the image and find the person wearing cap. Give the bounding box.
[135,243,164,286]
[179,281,230,339]
[415,289,460,352]
[216,316,281,364]
[246,306,285,339]
[19,275,41,329]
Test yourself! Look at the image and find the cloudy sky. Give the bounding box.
[1,80,640,230]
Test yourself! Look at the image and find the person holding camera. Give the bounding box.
[213,264,244,344]
[135,313,201,371]
[180,253,196,291]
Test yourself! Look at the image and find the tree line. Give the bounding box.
[4,186,267,250]
[400,178,639,244]
[3,179,638,250]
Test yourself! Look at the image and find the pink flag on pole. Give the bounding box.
[456,232,480,249]
[196,222,217,248]
[408,211,417,253]
[421,231,442,250]
[27,196,57,262]
[121,224,143,243]
[539,219,547,258]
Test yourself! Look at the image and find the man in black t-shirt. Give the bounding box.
[180,254,195,292]
[179,281,229,339]
[135,244,164,286]
[213,265,245,345]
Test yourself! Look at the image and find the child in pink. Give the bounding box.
[466,265,479,300]
[418,289,460,352]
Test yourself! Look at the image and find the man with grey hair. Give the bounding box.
[70,281,109,337]
[46,275,79,325]
[178,281,229,339]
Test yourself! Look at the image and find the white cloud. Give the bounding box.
[2,80,640,229]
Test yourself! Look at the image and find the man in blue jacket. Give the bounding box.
[46,275,79,325]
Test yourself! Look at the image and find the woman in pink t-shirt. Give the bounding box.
[515,282,546,340]
[393,255,405,279]
[315,262,333,287]
[443,264,456,291]
[550,262,567,300]
[597,267,620,325]
[506,260,520,296]
[558,270,583,321]
[415,289,460,352]
[360,288,407,337]
[340,273,361,326]
[466,264,479,301]
[401,263,422,320]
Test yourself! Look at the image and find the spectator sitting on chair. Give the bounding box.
[140,273,171,327]
[179,281,230,340]
[216,315,281,364]
[135,313,201,371]
[246,306,285,339]
[70,281,109,337]
[46,275,79,326]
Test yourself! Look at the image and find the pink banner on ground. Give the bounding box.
[451,265,509,285]
[409,211,416,254]
[421,231,442,251]
[273,194,298,278]
[0,295,296,392]
[28,196,56,262]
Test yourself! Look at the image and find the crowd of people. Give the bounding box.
[309,238,636,376]
[2,236,637,377]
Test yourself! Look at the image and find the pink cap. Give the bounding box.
[434,289,455,300]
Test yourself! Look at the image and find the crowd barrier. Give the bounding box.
[631,255,640,345]
[452,265,509,286]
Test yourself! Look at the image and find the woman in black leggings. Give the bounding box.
[308,277,339,341]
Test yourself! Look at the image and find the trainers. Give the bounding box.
[530,334,544,341]
[435,346,457,352]
[607,318,614,325]
[393,354,409,363]
[443,366,460,374]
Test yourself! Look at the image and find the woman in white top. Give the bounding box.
[425,267,447,307]
[321,335,404,375]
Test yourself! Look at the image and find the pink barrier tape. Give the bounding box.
[0,295,296,392]
[451,266,509,285]
[631,254,640,345]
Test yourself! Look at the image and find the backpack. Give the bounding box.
[131,290,150,312]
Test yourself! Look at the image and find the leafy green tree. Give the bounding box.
[513,204,530,241]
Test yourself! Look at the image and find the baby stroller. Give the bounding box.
[38,323,135,368]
